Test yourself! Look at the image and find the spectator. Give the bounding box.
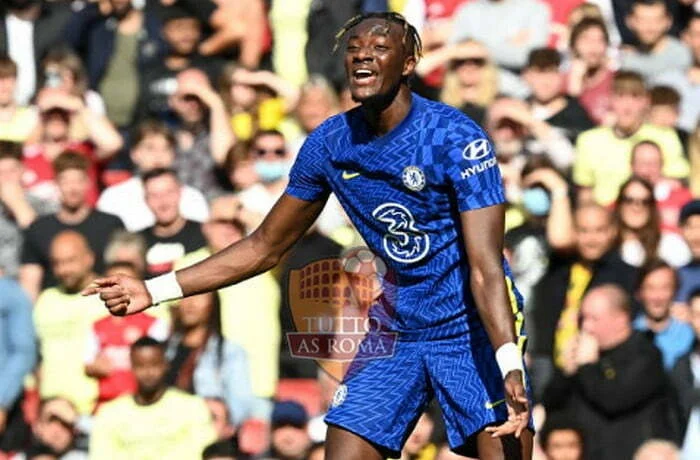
[613,176,691,267]
[630,140,692,233]
[33,231,107,415]
[538,414,585,460]
[0,278,36,454]
[654,13,700,133]
[543,284,675,460]
[166,291,254,427]
[176,195,280,418]
[633,260,694,370]
[140,168,205,277]
[565,17,615,125]
[89,337,216,459]
[103,231,147,278]
[648,85,689,148]
[450,0,551,71]
[0,140,54,278]
[289,75,338,154]
[20,152,123,300]
[620,0,692,80]
[169,68,234,198]
[676,201,700,307]
[670,289,700,458]
[17,397,87,460]
[0,0,72,104]
[401,410,437,460]
[269,401,312,460]
[65,0,165,130]
[573,70,689,206]
[84,261,169,409]
[633,439,681,460]
[202,438,250,460]
[0,55,38,142]
[522,47,595,143]
[530,204,637,398]
[97,120,209,231]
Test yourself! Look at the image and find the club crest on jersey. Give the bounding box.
[402,166,426,192]
[462,138,491,161]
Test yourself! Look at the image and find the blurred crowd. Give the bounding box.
[0,0,699,459]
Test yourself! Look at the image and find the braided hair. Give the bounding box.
[333,11,423,61]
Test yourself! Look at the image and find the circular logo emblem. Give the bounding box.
[462,138,491,161]
[332,384,348,408]
[402,166,426,192]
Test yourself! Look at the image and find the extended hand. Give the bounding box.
[81,275,153,316]
[485,370,530,439]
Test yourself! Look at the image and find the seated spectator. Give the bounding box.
[20,152,124,300]
[565,17,615,125]
[84,262,169,409]
[0,278,36,454]
[573,70,689,206]
[103,231,147,278]
[166,291,254,427]
[0,55,38,142]
[97,120,209,231]
[633,439,681,460]
[270,401,312,460]
[648,85,689,148]
[633,260,694,370]
[630,140,692,233]
[169,68,234,198]
[0,141,54,278]
[613,176,691,267]
[543,285,675,460]
[670,290,700,458]
[450,0,551,72]
[90,337,216,459]
[176,195,280,418]
[16,397,87,460]
[139,168,205,277]
[676,201,700,307]
[548,0,604,52]
[530,204,637,398]
[523,48,594,143]
[538,414,585,460]
[289,75,337,154]
[654,13,700,133]
[33,231,107,415]
[620,0,692,80]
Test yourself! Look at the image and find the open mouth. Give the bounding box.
[352,69,377,85]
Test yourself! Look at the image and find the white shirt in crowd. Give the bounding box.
[6,13,36,105]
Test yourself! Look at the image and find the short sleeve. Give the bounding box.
[442,125,505,212]
[285,129,331,202]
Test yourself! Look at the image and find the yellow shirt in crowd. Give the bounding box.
[89,388,216,460]
[0,106,38,143]
[573,123,689,205]
[33,288,108,414]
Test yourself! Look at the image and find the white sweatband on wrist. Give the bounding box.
[495,342,524,379]
[144,272,184,306]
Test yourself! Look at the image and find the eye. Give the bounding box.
[347,45,360,52]
[375,45,388,51]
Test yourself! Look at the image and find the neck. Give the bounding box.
[639,37,667,54]
[614,120,643,138]
[165,55,190,71]
[154,216,186,237]
[533,95,566,112]
[182,324,208,348]
[646,314,671,332]
[263,179,287,194]
[134,386,167,406]
[0,103,16,120]
[63,272,95,294]
[57,204,90,224]
[360,85,413,136]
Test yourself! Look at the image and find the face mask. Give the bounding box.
[522,187,551,216]
[254,160,290,183]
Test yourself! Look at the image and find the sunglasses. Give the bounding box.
[453,57,487,68]
[621,196,653,206]
[254,148,286,157]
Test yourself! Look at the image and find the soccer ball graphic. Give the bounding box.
[342,247,386,306]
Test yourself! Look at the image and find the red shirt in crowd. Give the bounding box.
[566,68,614,125]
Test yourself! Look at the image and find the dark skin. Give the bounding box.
[83,18,531,460]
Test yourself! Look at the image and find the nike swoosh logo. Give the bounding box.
[342,171,361,180]
[484,399,505,409]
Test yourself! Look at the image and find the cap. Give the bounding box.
[680,200,700,225]
[41,398,78,427]
[271,400,308,428]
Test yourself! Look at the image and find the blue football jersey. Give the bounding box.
[286,93,523,341]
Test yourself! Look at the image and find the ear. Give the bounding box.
[402,54,417,78]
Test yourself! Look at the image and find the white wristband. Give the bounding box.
[144,272,184,306]
[495,342,524,379]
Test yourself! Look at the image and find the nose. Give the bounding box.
[352,46,374,63]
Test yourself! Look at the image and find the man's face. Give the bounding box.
[144,174,181,226]
[0,157,22,184]
[344,18,416,103]
[682,215,700,258]
[131,134,175,172]
[42,111,71,142]
[580,292,625,349]
[0,75,16,106]
[34,412,75,455]
[573,26,607,67]
[178,292,213,328]
[51,240,93,292]
[631,144,663,185]
[611,91,648,132]
[271,425,311,460]
[131,346,168,395]
[649,104,678,129]
[545,429,583,460]
[57,169,89,211]
[639,267,675,322]
[685,19,700,63]
[628,3,670,47]
[163,18,201,56]
[575,208,615,262]
[109,0,133,19]
[297,87,336,133]
[524,66,562,104]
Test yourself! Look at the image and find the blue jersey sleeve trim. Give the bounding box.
[284,185,328,203]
